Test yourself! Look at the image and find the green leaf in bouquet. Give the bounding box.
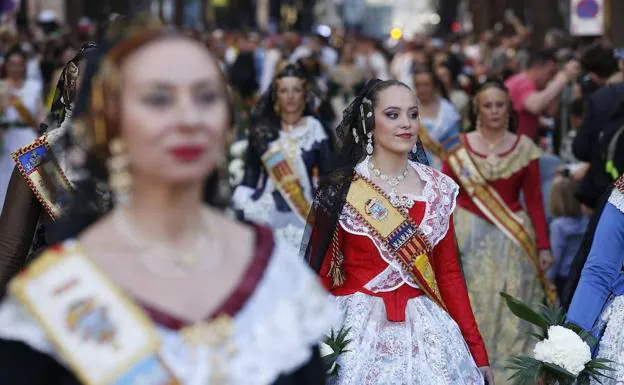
[565,322,599,348]
[500,292,550,330]
[528,332,546,341]
[586,358,616,371]
[325,327,352,354]
[506,356,544,385]
[541,362,576,381]
[537,304,566,326]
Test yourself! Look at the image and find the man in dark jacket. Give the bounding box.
[563,48,624,307]
[573,48,624,209]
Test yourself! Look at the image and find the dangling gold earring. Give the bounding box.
[107,137,132,206]
[274,102,281,117]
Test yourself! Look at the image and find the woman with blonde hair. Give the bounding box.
[442,79,553,383]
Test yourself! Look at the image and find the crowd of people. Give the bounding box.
[0,8,622,385]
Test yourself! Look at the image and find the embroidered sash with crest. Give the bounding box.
[446,142,558,304]
[261,143,311,222]
[345,175,447,310]
[12,136,73,220]
[9,244,179,385]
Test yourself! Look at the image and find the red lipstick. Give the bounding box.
[169,145,205,162]
[397,133,414,139]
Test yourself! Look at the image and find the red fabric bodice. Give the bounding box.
[441,136,550,250]
[320,201,490,367]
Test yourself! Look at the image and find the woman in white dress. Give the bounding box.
[232,63,333,252]
[0,46,45,207]
[302,79,493,385]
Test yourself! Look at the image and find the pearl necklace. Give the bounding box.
[369,160,409,188]
[368,159,414,208]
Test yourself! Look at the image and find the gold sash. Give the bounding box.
[345,175,447,310]
[446,142,557,304]
[418,128,445,160]
[11,96,38,130]
[12,136,73,220]
[261,143,311,222]
[9,244,179,385]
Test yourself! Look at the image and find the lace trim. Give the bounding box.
[219,237,338,385]
[341,160,458,292]
[281,117,328,153]
[363,265,405,292]
[0,238,336,385]
[468,135,542,181]
[608,188,624,214]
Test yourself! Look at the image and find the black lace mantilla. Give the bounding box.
[301,79,429,272]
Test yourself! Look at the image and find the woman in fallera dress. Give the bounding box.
[303,79,493,384]
[232,62,333,252]
[412,66,461,169]
[0,46,46,207]
[0,43,96,296]
[566,174,624,385]
[441,80,554,384]
[0,17,335,385]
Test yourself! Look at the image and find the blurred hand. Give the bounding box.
[539,250,555,272]
[479,366,495,385]
[504,9,518,24]
[570,162,590,181]
[563,59,582,80]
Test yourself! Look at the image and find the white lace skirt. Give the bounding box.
[328,292,484,385]
[592,295,624,385]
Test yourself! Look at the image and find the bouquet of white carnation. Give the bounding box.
[500,293,614,385]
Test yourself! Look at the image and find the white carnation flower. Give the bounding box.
[533,325,592,377]
[230,140,248,158]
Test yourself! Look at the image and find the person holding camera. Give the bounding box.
[505,50,580,143]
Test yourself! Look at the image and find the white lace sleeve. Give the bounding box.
[608,188,624,214]
[0,295,57,357]
[297,118,329,152]
[413,164,459,246]
[230,236,338,384]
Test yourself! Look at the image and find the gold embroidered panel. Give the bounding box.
[467,136,542,181]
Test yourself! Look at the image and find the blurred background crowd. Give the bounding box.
[0,0,623,305]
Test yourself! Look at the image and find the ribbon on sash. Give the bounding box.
[12,136,73,220]
[418,127,445,160]
[11,95,38,131]
[446,142,558,305]
[345,175,447,310]
[9,244,180,385]
[261,143,311,222]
